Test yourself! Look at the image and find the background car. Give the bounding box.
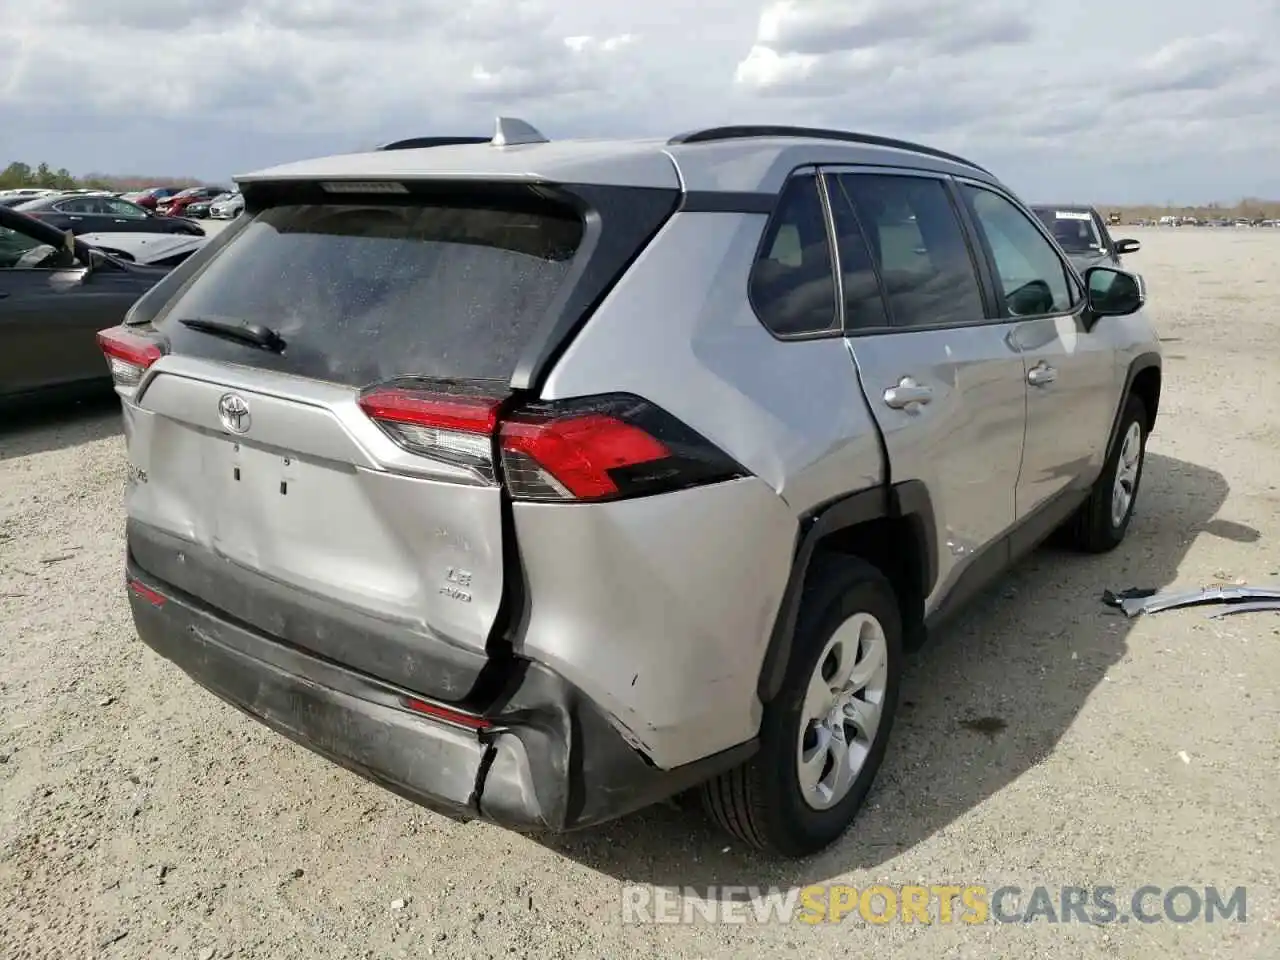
[208,191,243,219]
[1030,204,1140,271]
[0,188,58,205]
[121,187,181,210]
[13,193,205,237]
[157,186,229,218]
[0,205,172,403]
[77,231,207,267]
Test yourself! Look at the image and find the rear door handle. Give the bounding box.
[883,377,933,409]
[1027,363,1058,386]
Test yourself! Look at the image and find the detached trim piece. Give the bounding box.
[1109,583,1280,618]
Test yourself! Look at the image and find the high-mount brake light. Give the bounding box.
[320,181,408,194]
[357,385,502,483]
[97,326,164,387]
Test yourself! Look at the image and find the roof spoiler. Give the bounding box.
[378,117,550,151]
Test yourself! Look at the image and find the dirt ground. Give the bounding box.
[1,226,1277,959]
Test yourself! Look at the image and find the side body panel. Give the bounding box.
[825,166,1029,614]
[525,211,886,767]
[1010,312,1122,512]
[843,327,1026,611]
[957,180,1154,516]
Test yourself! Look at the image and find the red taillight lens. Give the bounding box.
[97,326,164,387]
[499,394,745,502]
[358,384,502,482]
[500,413,669,500]
[358,383,745,502]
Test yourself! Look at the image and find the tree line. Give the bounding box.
[1,161,201,192]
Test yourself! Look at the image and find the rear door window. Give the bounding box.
[154,199,585,386]
[823,177,890,332]
[834,173,986,328]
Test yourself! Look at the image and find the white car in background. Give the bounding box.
[209,191,243,219]
[77,231,207,267]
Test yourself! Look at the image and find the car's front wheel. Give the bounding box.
[1069,394,1148,552]
[701,556,902,858]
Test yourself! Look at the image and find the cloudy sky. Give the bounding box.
[2,0,1276,203]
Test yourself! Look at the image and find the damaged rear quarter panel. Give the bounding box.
[510,476,797,769]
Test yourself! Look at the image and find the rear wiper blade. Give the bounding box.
[178,316,285,353]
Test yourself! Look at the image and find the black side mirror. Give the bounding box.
[1085,266,1144,318]
[80,247,110,275]
[1114,238,1141,255]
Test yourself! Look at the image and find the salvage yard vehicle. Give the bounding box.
[157,186,230,218]
[1031,204,1140,272]
[208,190,243,219]
[13,193,206,238]
[102,119,1162,858]
[0,206,170,404]
[76,231,206,267]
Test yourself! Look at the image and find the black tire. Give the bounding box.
[700,555,903,858]
[1069,393,1148,553]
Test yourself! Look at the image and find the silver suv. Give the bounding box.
[100,120,1161,858]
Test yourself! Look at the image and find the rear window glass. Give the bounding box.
[154,201,584,386]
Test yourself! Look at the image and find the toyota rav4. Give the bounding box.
[100,119,1161,858]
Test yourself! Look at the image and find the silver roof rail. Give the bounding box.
[492,117,549,147]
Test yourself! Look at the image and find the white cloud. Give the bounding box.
[0,0,1276,202]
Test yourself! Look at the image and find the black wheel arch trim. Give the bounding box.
[757,480,937,703]
[1107,352,1161,454]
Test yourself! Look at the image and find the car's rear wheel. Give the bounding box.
[700,556,902,858]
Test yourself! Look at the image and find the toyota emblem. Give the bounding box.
[217,393,251,434]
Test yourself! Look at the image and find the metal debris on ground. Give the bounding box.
[1203,600,1280,619]
[1103,584,1280,618]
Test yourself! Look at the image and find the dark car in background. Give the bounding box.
[157,186,228,218]
[13,193,205,238]
[0,206,173,403]
[1030,204,1140,271]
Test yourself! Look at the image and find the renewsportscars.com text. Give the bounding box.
[621,884,1248,926]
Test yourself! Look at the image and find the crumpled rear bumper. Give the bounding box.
[125,559,754,832]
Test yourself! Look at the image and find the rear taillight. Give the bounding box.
[97,326,165,387]
[358,384,503,483]
[359,383,745,502]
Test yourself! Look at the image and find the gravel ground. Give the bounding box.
[1,226,1278,959]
